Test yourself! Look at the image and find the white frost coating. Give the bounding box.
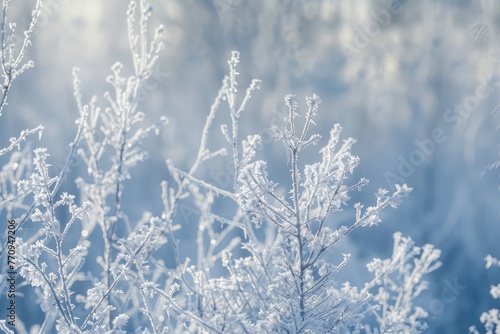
[0,1,441,333]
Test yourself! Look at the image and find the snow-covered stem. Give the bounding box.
[220,51,262,190]
[0,126,43,156]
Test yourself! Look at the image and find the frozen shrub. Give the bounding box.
[149,51,440,333]
[0,1,441,333]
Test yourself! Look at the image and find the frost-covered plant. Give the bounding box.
[137,51,440,333]
[139,50,263,333]
[9,1,168,332]
[15,148,92,332]
[358,232,441,333]
[74,0,166,327]
[214,92,415,333]
[1,1,442,333]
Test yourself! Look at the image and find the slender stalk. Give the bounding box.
[290,146,306,324]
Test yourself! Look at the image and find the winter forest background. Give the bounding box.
[0,0,499,333]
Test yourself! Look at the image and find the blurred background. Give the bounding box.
[1,0,500,332]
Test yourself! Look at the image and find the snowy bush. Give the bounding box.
[0,1,443,333]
